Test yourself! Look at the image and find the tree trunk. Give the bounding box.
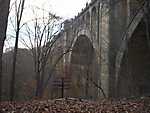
[10,29,19,101]
[0,40,4,101]
[35,69,41,98]
[0,0,11,101]
[39,60,47,98]
[10,0,25,101]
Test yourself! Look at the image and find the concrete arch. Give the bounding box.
[67,26,96,65]
[68,34,99,99]
[86,11,90,28]
[91,6,97,15]
[70,35,96,65]
[70,28,96,51]
[91,6,97,44]
[82,16,85,24]
[91,6,97,29]
[117,20,150,97]
[115,6,147,96]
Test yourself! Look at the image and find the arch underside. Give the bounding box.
[69,35,99,99]
[117,20,150,97]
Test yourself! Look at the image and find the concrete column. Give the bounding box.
[99,3,110,98]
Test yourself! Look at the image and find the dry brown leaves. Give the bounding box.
[0,97,150,113]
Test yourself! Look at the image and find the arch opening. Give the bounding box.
[91,7,97,40]
[86,12,90,28]
[69,35,99,99]
[117,20,150,97]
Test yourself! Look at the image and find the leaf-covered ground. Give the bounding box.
[0,97,150,113]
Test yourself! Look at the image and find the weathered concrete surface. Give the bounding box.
[56,0,150,99]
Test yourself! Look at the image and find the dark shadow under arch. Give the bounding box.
[117,20,150,97]
[69,35,99,100]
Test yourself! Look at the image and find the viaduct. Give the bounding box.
[55,0,150,99]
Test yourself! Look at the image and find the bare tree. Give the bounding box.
[10,0,26,101]
[0,0,11,101]
[21,10,73,98]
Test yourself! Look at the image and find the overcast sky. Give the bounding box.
[27,0,91,19]
[5,0,91,50]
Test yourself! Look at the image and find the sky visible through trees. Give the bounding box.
[5,0,91,51]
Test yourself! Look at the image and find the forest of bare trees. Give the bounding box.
[0,0,71,101]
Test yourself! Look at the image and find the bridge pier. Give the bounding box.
[53,0,150,99]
